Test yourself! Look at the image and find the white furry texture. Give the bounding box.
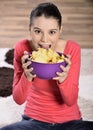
[0,96,25,127]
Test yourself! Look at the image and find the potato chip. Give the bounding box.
[30,48,65,63]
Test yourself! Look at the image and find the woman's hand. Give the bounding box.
[21,51,36,81]
[53,55,71,83]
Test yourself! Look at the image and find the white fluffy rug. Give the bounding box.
[0,48,93,127]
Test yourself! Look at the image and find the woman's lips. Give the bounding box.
[39,44,51,49]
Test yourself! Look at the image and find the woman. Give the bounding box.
[1,2,93,130]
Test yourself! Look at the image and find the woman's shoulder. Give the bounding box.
[58,39,80,54]
[15,39,32,53]
[66,40,80,49]
[64,40,81,54]
[14,39,31,58]
[15,39,29,49]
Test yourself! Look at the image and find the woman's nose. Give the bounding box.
[41,33,48,43]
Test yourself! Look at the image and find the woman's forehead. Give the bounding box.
[32,16,59,28]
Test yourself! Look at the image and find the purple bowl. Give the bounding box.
[30,58,67,80]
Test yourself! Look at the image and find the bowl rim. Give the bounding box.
[31,60,66,65]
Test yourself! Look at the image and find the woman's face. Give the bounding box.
[30,16,61,50]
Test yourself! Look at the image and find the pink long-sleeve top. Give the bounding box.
[13,39,81,123]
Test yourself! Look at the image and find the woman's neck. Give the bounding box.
[54,39,67,53]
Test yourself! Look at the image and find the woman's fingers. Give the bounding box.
[53,55,71,83]
[24,67,36,81]
[22,61,31,70]
[21,51,36,81]
[21,51,30,64]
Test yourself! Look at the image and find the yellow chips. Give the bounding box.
[30,48,65,63]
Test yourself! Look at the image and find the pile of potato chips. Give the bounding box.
[30,48,65,63]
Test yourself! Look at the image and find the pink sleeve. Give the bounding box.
[12,41,32,105]
[57,42,81,106]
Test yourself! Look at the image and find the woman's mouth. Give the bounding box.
[38,43,51,49]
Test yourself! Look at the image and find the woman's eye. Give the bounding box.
[34,30,41,34]
[50,31,56,35]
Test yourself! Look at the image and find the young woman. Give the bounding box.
[1,2,93,130]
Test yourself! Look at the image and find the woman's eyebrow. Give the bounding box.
[50,29,58,31]
[33,27,41,30]
[33,27,58,31]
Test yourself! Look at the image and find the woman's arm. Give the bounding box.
[57,44,81,106]
[12,44,32,105]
